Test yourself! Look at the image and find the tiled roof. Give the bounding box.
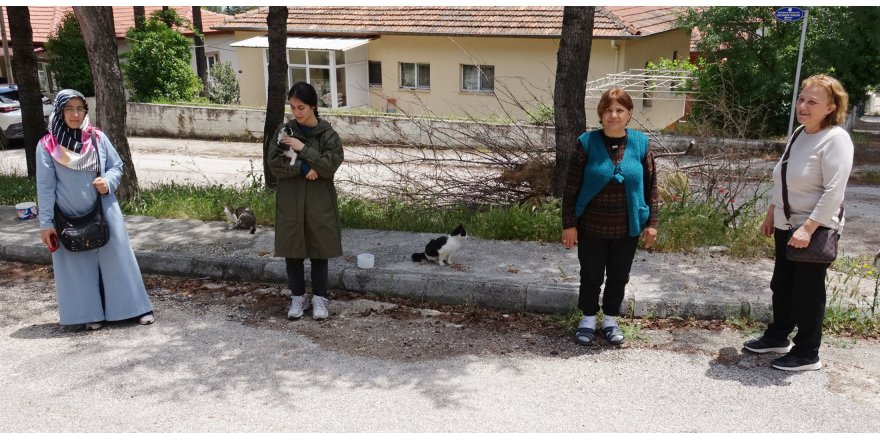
[217,6,685,38]
[112,6,230,39]
[3,6,230,44]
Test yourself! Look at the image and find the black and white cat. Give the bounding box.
[411,223,467,266]
[223,206,256,234]
[278,124,307,166]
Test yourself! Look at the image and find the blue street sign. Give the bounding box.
[775,7,805,22]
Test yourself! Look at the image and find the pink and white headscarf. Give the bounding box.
[41,89,99,172]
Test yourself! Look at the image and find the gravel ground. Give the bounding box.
[3,260,880,432]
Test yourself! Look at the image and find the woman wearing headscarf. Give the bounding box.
[36,89,154,330]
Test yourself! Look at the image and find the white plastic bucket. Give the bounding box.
[15,202,37,220]
[357,253,375,269]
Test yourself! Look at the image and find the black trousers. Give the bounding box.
[576,232,639,317]
[763,228,829,358]
[285,258,329,297]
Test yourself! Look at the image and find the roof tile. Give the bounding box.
[217,6,684,38]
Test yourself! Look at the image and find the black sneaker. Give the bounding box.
[743,337,793,354]
[771,353,822,371]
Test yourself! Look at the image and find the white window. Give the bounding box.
[400,63,430,89]
[281,49,347,107]
[206,52,220,71]
[462,65,494,92]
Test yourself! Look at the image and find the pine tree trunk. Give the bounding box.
[192,7,209,97]
[262,6,289,189]
[73,6,140,202]
[7,6,47,178]
[553,6,594,197]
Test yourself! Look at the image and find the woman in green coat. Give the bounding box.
[268,82,344,321]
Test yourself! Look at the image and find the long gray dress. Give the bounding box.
[36,130,153,325]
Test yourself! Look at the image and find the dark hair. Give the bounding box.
[596,87,634,120]
[287,81,320,118]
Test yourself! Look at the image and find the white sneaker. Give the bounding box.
[84,322,102,330]
[287,295,311,320]
[312,295,329,320]
[139,314,155,325]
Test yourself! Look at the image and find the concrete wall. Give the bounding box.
[235,31,268,107]
[122,102,780,153]
[123,102,555,149]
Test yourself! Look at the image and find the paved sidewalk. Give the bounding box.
[1,205,790,321]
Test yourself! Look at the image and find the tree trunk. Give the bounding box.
[73,6,140,202]
[7,6,47,178]
[553,6,594,197]
[161,6,173,27]
[133,6,145,31]
[262,6,289,189]
[192,7,209,97]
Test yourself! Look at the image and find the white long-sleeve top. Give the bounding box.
[771,125,854,231]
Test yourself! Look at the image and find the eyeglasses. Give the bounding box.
[62,106,87,115]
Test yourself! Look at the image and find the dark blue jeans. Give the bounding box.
[576,233,639,317]
[763,228,830,358]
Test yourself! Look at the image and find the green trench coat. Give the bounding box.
[267,119,344,259]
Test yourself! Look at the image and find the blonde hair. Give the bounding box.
[801,74,848,128]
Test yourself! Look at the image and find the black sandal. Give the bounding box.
[603,325,625,345]
[575,327,596,345]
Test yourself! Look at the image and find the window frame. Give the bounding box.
[368,61,382,87]
[461,64,495,93]
[399,62,430,90]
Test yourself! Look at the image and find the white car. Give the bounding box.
[0,83,54,147]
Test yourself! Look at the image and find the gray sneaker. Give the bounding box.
[312,295,329,320]
[287,295,311,320]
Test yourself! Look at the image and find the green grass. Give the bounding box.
[0,174,37,206]
[849,170,880,185]
[824,254,880,337]
[655,199,773,258]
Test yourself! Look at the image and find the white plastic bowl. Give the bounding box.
[15,201,37,220]
[357,253,375,269]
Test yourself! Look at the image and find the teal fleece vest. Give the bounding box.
[574,128,650,237]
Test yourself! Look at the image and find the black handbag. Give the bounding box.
[53,131,110,252]
[780,126,842,264]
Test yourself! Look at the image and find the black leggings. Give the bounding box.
[285,258,328,297]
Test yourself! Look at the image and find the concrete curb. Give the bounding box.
[1,242,774,320]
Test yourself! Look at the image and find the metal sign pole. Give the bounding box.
[787,8,810,137]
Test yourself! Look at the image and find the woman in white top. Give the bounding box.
[743,74,854,371]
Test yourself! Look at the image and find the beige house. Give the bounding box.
[217,6,691,130]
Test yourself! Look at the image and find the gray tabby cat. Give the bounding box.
[223,206,256,234]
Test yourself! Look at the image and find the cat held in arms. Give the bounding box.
[223,206,257,234]
[411,223,467,266]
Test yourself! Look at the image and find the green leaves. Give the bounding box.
[123,10,202,103]
[680,6,880,137]
[45,12,94,96]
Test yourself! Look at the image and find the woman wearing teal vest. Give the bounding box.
[561,87,659,345]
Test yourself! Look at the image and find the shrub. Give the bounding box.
[123,10,202,102]
[45,12,94,96]
[207,61,240,105]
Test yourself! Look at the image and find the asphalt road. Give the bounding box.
[2,264,880,432]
